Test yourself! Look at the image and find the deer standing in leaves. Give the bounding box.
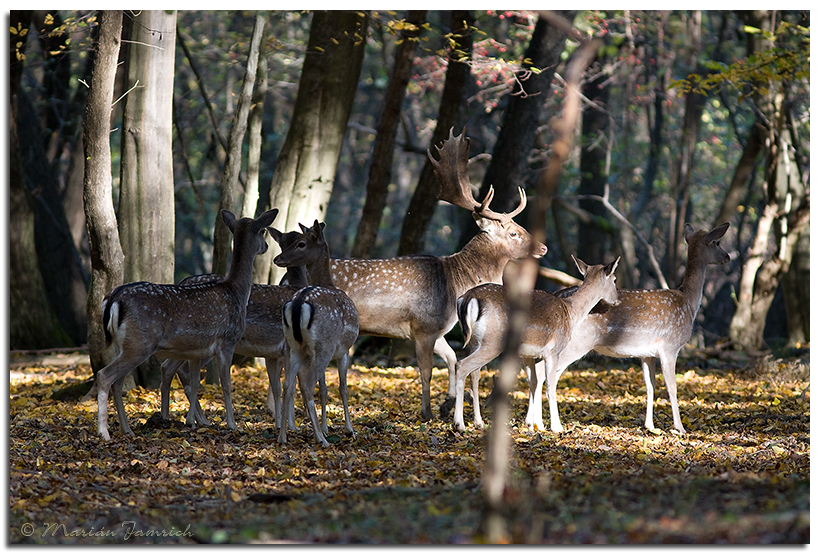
[550,222,731,433]
[274,220,359,446]
[159,228,309,430]
[94,209,278,440]
[329,128,546,422]
[454,256,620,433]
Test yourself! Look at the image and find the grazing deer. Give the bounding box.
[548,222,731,434]
[329,128,547,421]
[159,228,309,430]
[274,220,359,446]
[454,256,620,433]
[94,209,279,440]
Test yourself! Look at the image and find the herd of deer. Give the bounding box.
[94,129,731,445]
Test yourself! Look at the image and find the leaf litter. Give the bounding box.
[8,345,809,543]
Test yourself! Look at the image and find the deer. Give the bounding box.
[158,228,309,431]
[453,256,620,433]
[328,128,547,422]
[463,222,731,434]
[94,209,279,441]
[274,220,359,447]
[546,222,732,434]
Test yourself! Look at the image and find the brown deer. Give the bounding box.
[548,222,731,434]
[159,228,309,430]
[329,128,547,421]
[274,220,359,446]
[94,209,279,440]
[454,256,620,433]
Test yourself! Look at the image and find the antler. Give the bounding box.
[428,128,526,223]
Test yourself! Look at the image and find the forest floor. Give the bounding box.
[8,342,810,544]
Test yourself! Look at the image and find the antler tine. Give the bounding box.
[508,186,527,219]
[431,128,481,212]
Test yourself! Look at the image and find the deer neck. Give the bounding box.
[563,279,608,331]
[305,246,335,288]
[677,245,708,315]
[224,235,258,312]
[444,232,508,296]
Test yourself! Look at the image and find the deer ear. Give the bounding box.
[605,256,620,276]
[255,208,278,230]
[572,254,589,276]
[299,223,310,233]
[269,227,283,244]
[221,210,237,232]
[707,222,730,241]
[684,223,696,243]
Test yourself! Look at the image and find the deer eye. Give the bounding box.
[510,231,518,238]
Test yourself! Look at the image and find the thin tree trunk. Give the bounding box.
[351,10,426,258]
[83,9,125,372]
[397,10,473,256]
[257,11,368,284]
[212,11,267,276]
[480,38,600,544]
[243,48,268,219]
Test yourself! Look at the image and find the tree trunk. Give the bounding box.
[243,46,268,219]
[256,11,368,284]
[576,69,612,267]
[396,10,474,256]
[458,11,577,248]
[9,10,72,349]
[117,10,178,387]
[350,10,426,258]
[83,10,125,372]
[212,11,267,276]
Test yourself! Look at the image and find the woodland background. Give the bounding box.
[6,9,811,544]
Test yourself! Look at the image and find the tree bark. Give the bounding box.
[458,11,577,248]
[351,10,426,258]
[9,10,73,349]
[212,11,267,276]
[256,11,368,284]
[576,68,612,267]
[243,45,268,219]
[397,10,473,256]
[83,9,125,372]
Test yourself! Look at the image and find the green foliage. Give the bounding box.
[670,21,809,100]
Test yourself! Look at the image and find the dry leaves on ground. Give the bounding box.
[8,345,810,544]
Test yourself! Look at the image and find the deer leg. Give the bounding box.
[111,374,134,437]
[545,356,564,433]
[265,357,282,427]
[215,349,237,431]
[183,359,211,426]
[468,370,482,429]
[319,368,329,436]
[278,355,299,444]
[159,358,180,421]
[95,351,148,440]
[659,351,686,434]
[300,365,329,447]
[337,353,355,437]
[524,357,546,431]
[641,357,658,431]
[453,348,499,432]
[415,336,437,421]
[185,358,203,429]
[435,336,458,419]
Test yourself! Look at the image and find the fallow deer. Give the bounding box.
[94,209,279,440]
[454,256,620,433]
[548,222,731,434]
[464,223,731,434]
[329,128,547,421]
[274,220,359,446]
[159,228,309,430]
